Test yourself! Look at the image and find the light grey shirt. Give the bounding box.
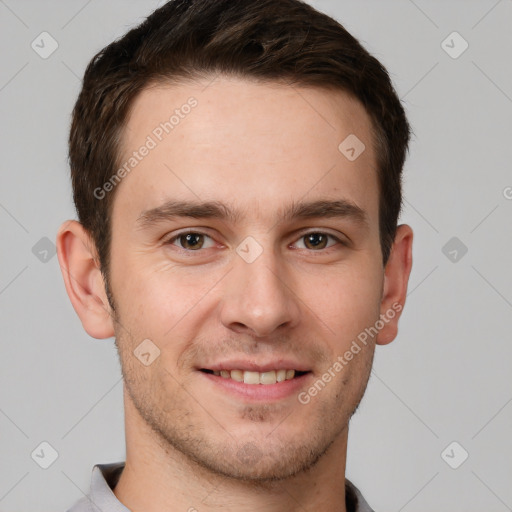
[66,462,375,512]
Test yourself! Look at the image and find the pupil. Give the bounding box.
[306,233,326,249]
[183,233,202,249]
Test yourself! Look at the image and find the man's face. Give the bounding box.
[108,76,384,481]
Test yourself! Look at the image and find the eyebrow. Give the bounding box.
[136,198,369,230]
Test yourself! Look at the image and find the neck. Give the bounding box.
[113,387,349,512]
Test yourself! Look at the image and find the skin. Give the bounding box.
[57,75,413,512]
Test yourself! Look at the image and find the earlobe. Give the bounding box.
[376,224,413,346]
[56,220,115,339]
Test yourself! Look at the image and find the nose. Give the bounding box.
[219,248,301,338]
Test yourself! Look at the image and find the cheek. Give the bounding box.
[298,258,383,343]
[110,256,223,353]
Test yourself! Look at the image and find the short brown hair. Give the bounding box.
[69,0,410,290]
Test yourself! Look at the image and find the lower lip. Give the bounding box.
[199,371,312,402]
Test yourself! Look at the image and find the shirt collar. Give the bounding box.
[89,462,130,512]
[85,462,375,512]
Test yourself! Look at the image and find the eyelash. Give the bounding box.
[164,230,346,253]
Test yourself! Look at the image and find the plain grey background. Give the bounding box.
[0,1,511,511]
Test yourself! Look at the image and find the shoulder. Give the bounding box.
[65,495,95,512]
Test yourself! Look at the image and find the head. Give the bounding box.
[58,0,413,483]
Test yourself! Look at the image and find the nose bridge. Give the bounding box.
[220,243,300,337]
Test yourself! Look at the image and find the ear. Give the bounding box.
[376,224,413,345]
[56,220,115,339]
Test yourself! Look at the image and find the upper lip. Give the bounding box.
[199,359,311,373]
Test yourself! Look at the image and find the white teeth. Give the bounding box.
[209,369,299,385]
[260,370,277,385]
[230,370,244,382]
[276,369,287,382]
[243,371,260,385]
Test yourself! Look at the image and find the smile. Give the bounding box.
[200,368,308,385]
[199,367,313,401]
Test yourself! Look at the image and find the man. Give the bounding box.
[57,0,413,510]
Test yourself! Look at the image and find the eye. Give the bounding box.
[293,232,343,251]
[166,231,216,251]
[164,230,345,253]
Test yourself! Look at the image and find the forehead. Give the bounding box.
[114,75,379,228]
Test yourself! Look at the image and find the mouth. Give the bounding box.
[199,368,310,385]
[198,364,313,402]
